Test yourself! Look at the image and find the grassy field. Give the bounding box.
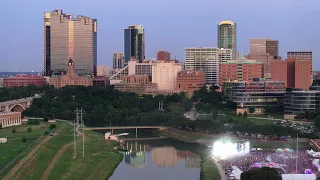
[251,140,310,149]
[160,128,208,141]
[248,118,276,125]
[0,122,122,180]
[200,158,220,180]
[46,130,122,180]
[0,124,45,170]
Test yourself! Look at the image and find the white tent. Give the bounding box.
[282,174,316,180]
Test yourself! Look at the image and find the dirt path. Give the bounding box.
[214,161,227,180]
[41,126,85,180]
[3,135,52,180]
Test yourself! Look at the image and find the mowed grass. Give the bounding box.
[248,118,276,125]
[0,124,45,170]
[0,122,74,180]
[46,130,122,180]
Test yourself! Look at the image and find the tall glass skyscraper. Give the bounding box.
[217,21,237,59]
[43,9,97,77]
[124,25,145,63]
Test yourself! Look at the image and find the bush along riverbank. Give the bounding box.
[159,128,221,180]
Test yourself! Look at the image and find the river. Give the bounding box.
[109,139,203,180]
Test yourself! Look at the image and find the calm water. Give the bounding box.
[109,140,202,180]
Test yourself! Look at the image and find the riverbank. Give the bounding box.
[0,122,123,180]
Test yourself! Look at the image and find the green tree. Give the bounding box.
[49,124,56,130]
[243,111,248,118]
[212,110,218,120]
[0,123,2,128]
[22,137,27,142]
[12,128,16,133]
[314,115,320,130]
[238,112,242,117]
[183,100,193,111]
[241,167,282,180]
[249,107,255,114]
[27,127,32,132]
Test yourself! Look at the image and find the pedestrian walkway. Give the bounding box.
[214,160,227,180]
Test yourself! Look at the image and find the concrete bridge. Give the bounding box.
[84,126,167,131]
[84,126,168,138]
[0,97,33,112]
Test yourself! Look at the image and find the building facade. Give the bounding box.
[157,51,171,61]
[152,61,183,91]
[124,25,145,63]
[271,58,312,90]
[93,76,110,88]
[113,52,125,69]
[3,75,46,87]
[285,88,320,115]
[219,57,263,86]
[176,71,206,92]
[49,58,93,88]
[185,47,232,85]
[287,51,312,61]
[0,112,22,128]
[246,54,279,80]
[217,21,237,59]
[43,9,97,77]
[250,38,279,57]
[96,65,110,76]
[223,80,286,114]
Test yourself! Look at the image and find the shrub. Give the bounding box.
[27,127,32,132]
[22,137,26,142]
[44,130,49,135]
[28,119,40,125]
[243,112,248,118]
[12,128,16,133]
[49,124,56,130]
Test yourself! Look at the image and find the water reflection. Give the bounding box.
[110,141,201,180]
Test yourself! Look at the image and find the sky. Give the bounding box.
[0,0,319,72]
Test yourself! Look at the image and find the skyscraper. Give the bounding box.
[217,21,237,59]
[113,52,125,69]
[43,9,97,77]
[124,25,145,63]
[250,38,279,57]
[185,47,232,85]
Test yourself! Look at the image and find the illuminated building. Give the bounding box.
[218,21,237,59]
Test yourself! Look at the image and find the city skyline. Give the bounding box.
[0,0,318,71]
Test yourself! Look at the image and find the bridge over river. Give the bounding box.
[84,126,168,138]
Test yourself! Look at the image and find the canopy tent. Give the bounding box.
[282,174,316,180]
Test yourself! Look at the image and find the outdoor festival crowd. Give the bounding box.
[219,150,320,176]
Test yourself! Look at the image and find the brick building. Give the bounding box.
[0,112,22,128]
[157,51,171,62]
[219,57,263,86]
[49,58,92,88]
[3,74,46,87]
[176,71,205,92]
[271,58,312,90]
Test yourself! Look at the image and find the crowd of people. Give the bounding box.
[218,150,320,176]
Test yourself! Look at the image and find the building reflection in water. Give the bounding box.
[121,141,201,169]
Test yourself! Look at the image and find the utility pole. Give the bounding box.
[81,107,84,158]
[74,108,78,157]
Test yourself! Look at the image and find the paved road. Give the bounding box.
[214,160,228,180]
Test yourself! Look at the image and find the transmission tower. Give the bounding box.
[74,108,85,158]
[158,101,164,111]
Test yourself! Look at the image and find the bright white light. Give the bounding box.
[212,140,250,159]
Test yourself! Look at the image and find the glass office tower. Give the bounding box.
[43,9,97,77]
[124,25,145,63]
[217,21,237,59]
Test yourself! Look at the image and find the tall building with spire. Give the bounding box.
[124,25,145,63]
[43,9,97,77]
[217,21,237,59]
